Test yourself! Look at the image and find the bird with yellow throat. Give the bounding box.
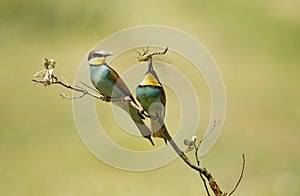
[88,50,154,146]
[135,47,171,144]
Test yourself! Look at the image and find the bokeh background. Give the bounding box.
[1,0,299,195]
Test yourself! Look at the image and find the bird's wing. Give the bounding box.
[107,65,141,107]
[160,86,166,106]
[106,65,132,97]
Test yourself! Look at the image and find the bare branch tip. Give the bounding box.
[228,154,246,196]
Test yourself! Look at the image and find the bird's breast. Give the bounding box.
[136,86,165,112]
[89,65,125,98]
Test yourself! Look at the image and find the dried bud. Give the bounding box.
[34,57,57,87]
[184,136,198,152]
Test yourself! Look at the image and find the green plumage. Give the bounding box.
[88,50,154,146]
[136,60,170,144]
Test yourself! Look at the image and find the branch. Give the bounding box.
[33,57,245,195]
[163,123,245,196]
[32,57,150,118]
[195,141,210,196]
[156,122,224,196]
[195,119,222,195]
[32,77,110,101]
[170,138,227,195]
[228,154,245,195]
[182,120,222,195]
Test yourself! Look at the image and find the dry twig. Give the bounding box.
[32,58,150,117]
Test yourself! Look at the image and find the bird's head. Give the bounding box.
[88,50,113,65]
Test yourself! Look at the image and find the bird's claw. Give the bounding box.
[140,109,150,118]
[123,96,131,102]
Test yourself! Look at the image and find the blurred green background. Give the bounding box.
[1,0,299,195]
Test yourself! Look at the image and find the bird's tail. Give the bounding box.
[128,105,155,146]
[151,118,171,144]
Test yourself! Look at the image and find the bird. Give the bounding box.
[88,50,154,146]
[136,57,171,144]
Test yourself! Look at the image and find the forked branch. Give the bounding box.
[32,58,150,117]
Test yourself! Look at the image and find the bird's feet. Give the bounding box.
[139,109,150,118]
[100,95,111,102]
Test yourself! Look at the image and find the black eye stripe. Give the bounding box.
[88,50,102,61]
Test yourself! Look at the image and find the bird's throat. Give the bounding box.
[139,73,161,87]
[89,57,106,66]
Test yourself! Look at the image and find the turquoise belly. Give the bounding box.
[136,86,163,112]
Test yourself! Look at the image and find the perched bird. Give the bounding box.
[88,50,154,146]
[136,57,171,144]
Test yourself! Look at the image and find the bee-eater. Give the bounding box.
[88,50,154,146]
[136,58,171,144]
